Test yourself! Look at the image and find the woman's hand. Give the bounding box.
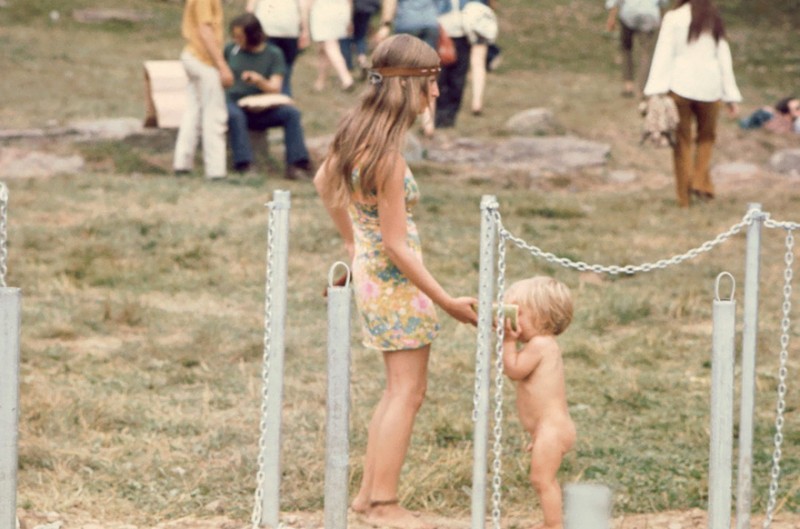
[444,296,479,326]
[726,102,740,118]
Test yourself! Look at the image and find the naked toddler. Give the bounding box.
[502,276,575,529]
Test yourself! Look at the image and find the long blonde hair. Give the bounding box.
[320,34,440,206]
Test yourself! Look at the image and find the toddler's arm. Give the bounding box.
[502,327,542,381]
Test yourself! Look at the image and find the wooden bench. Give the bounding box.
[143,60,274,168]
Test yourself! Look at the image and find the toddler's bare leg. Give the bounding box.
[529,427,568,529]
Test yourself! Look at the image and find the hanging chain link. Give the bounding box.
[763,229,794,529]
[0,182,9,288]
[491,235,507,529]
[251,202,277,529]
[493,208,760,275]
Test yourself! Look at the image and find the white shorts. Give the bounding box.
[462,2,498,44]
[310,0,352,42]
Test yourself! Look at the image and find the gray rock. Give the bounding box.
[68,118,143,140]
[72,8,153,23]
[608,169,636,183]
[504,108,560,136]
[426,135,610,176]
[0,148,85,178]
[712,162,760,179]
[770,149,800,175]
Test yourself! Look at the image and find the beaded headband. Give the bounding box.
[368,66,442,85]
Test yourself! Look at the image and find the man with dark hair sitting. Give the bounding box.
[224,13,315,180]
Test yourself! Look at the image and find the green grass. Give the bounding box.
[2,0,799,525]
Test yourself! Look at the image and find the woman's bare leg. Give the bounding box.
[314,44,329,92]
[358,346,433,528]
[323,39,354,90]
[470,43,488,114]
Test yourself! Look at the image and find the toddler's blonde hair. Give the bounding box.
[504,276,573,336]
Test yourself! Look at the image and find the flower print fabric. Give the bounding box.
[349,167,440,350]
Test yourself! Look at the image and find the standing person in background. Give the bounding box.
[462,0,498,116]
[643,0,741,207]
[375,0,440,136]
[435,0,471,129]
[340,0,381,77]
[246,0,311,97]
[605,0,669,98]
[315,34,478,529]
[173,0,233,180]
[310,0,355,92]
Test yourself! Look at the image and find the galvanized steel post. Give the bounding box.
[736,203,762,529]
[325,263,352,529]
[563,483,612,529]
[472,195,497,529]
[709,273,736,529]
[0,288,21,529]
[260,190,291,527]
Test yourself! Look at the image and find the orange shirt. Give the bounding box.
[182,0,224,66]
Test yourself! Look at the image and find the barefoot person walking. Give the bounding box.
[314,34,478,529]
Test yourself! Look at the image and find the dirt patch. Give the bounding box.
[18,508,800,529]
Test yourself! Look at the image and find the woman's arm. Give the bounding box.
[642,12,675,96]
[314,161,355,260]
[377,156,477,324]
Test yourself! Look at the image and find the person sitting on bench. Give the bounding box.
[224,12,315,180]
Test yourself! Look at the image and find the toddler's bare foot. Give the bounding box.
[365,500,432,529]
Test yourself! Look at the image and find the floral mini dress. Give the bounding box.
[349,167,440,351]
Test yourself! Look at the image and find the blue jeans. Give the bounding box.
[436,36,470,127]
[226,99,310,167]
[340,10,374,70]
[395,25,439,50]
[269,37,300,97]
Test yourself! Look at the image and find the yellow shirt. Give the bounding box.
[182,0,224,66]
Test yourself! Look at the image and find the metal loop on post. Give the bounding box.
[715,272,736,302]
[327,262,351,288]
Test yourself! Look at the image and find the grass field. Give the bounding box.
[1,0,799,526]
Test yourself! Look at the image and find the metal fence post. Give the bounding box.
[472,195,497,529]
[563,483,612,529]
[0,288,21,529]
[260,190,291,527]
[736,203,762,529]
[325,263,352,529]
[709,273,736,529]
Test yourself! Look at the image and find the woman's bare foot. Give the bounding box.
[350,496,370,514]
[364,500,432,529]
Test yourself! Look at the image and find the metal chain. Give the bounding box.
[493,209,758,275]
[763,229,794,529]
[251,202,277,529]
[764,217,800,231]
[0,182,9,288]
[491,236,507,529]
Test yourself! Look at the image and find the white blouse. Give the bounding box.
[643,4,742,103]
